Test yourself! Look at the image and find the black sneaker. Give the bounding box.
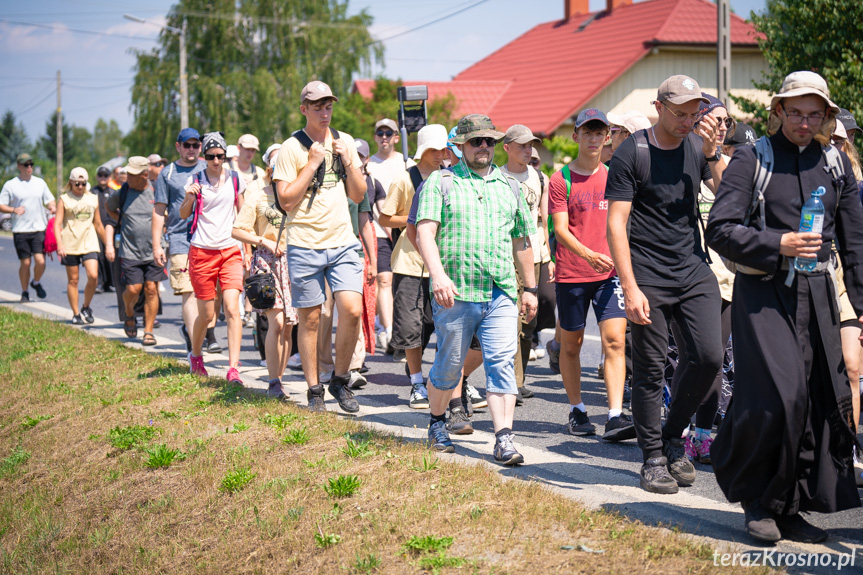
[515,386,524,407]
[519,385,534,399]
[205,336,222,354]
[742,500,781,542]
[30,281,46,299]
[328,374,360,413]
[266,379,286,401]
[662,436,696,486]
[640,456,679,494]
[179,325,192,353]
[80,306,95,324]
[602,413,636,441]
[94,286,104,294]
[623,379,632,406]
[71,315,84,325]
[493,432,524,466]
[446,407,474,435]
[307,384,327,413]
[774,512,828,543]
[567,408,596,436]
[20,291,30,303]
[358,363,370,374]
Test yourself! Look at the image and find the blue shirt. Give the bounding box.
[153,159,206,254]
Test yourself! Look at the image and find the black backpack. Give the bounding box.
[291,128,347,210]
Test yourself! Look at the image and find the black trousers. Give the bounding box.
[96,238,114,289]
[630,273,723,461]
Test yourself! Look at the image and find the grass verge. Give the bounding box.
[0,307,766,574]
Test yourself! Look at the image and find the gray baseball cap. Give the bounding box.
[837,108,860,135]
[574,108,610,129]
[655,75,709,106]
[504,124,541,145]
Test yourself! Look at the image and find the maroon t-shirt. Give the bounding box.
[548,166,615,283]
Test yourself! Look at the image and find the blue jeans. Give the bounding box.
[429,285,519,394]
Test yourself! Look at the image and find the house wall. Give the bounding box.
[551,47,770,138]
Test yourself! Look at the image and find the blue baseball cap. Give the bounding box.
[176,127,201,143]
[574,108,610,130]
[447,126,462,159]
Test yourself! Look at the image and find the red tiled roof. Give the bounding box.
[351,79,512,119]
[356,0,762,136]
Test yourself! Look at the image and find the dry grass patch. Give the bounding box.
[0,308,769,574]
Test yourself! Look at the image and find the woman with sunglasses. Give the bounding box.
[180,132,246,383]
[55,167,105,324]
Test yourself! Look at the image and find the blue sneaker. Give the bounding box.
[428,419,454,453]
[493,432,524,466]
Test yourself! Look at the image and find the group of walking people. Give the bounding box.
[3,70,862,545]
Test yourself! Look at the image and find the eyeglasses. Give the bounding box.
[72,182,87,188]
[375,130,394,138]
[150,161,166,167]
[781,108,826,126]
[205,153,226,161]
[467,137,496,148]
[182,141,201,149]
[661,102,699,122]
[20,162,34,168]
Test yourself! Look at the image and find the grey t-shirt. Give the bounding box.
[107,183,161,262]
[153,160,206,255]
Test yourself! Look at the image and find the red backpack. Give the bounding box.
[43,216,58,258]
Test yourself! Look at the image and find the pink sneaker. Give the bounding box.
[188,353,208,377]
[685,435,712,464]
[226,367,243,384]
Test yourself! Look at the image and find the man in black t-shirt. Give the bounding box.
[606,75,725,495]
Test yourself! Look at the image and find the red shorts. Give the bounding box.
[188,244,244,300]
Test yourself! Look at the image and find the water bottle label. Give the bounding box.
[799,213,824,234]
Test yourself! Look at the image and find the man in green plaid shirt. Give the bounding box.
[416,114,538,465]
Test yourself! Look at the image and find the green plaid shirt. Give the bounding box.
[416,162,535,302]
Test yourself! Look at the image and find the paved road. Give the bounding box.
[2,233,861,571]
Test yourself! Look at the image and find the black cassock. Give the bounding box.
[706,129,862,516]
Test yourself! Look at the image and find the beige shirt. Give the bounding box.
[59,191,100,255]
[233,181,288,250]
[500,164,547,264]
[272,130,362,250]
[699,157,734,302]
[381,171,428,277]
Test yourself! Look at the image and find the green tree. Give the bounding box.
[0,110,31,175]
[331,78,458,157]
[92,118,126,163]
[734,0,863,134]
[127,0,382,157]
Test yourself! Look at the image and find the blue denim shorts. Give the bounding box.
[428,285,519,395]
[286,241,364,308]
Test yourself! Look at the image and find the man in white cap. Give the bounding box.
[273,80,367,414]
[106,156,165,346]
[707,70,863,543]
[606,111,652,154]
[606,75,725,494]
[147,154,166,183]
[379,124,448,413]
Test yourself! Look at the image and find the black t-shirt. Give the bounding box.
[605,133,713,287]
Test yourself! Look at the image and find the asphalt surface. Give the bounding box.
[2,232,862,572]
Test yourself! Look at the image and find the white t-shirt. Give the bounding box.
[0,176,54,233]
[185,169,246,250]
[367,153,414,238]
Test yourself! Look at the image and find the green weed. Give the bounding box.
[410,452,439,473]
[314,525,342,548]
[259,412,302,430]
[219,466,256,494]
[323,474,360,498]
[341,435,374,458]
[353,552,381,573]
[20,414,53,429]
[228,422,249,434]
[143,444,186,469]
[283,426,310,445]
[107,425,159,451]
[402,535,453,555]
[0,444,31,478]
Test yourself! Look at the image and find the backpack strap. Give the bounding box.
[168,162,175,180]
[631,129,651,191]
[408,165,423,193]
[116,183,130,228]
[750,136,774,229]
[538,169,545,192]
[822,144,846,220]
[230,170,241,210]
[561,164,572,201]
[682,135,712,264]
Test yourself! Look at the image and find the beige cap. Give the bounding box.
[530,147,540,161]
[608,110,652,134]
[834,120,848,141]
[237,134,260,151]
[69,166,89,182]
[655,75,709,105]
[125,156,149,176]
[504,124,541,145]
[147,153,164,165]
[375,118,398,132]
[300,80,338,103]
[413,124,449,160]
[769,70,839,113]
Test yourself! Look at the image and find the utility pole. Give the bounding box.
[179,19,189,129]
[124,14,189,128]
[717,0,731,105]
[56,70,63,191]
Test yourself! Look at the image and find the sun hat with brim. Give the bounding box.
[125,156,149,176]
[767,71,838,144]
[448,114,505,145]
[413,124,449,160]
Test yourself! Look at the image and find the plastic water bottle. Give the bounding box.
[794,186,826,273]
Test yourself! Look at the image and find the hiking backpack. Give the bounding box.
[290,127,346,210]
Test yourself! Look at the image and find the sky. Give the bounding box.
[0,0,767,143]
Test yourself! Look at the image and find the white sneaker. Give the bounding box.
[347,370,368,389]
[528,348,537,361]
[375,330,389,351]
[466,384,487,409]
[533,347,546,359]
[319,370,333,384]
[287,353,302,370]
[260,360,267,368]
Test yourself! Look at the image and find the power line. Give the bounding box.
[63,82,133,90]
[0,18,158,41]
[376,0,490,42]
[16,88,56,116]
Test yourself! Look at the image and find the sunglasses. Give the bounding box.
[375,130,394,138]
[150,161,166,167]
[20,162,34,167]
[182,141,201,149]
[205,153,226,161]
[72,182,87,188]
[467,137,496,148]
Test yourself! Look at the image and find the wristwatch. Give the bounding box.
[706,150,722,163]
[523,286,539,294]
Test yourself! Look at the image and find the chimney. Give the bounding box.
[606,0,633,12]
[564,0,590,19]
